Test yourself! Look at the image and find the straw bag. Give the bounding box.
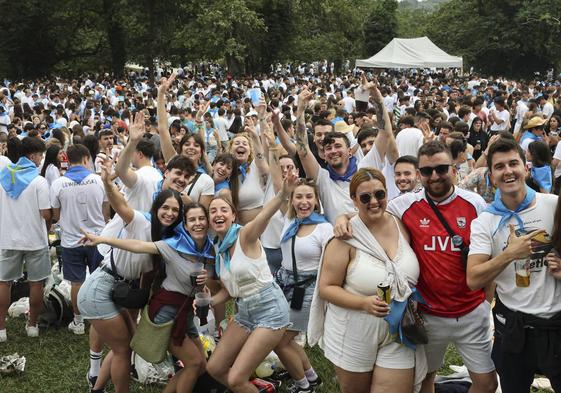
[130,306,173,364]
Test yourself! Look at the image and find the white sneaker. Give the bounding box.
[68,320,85,335]
[25,324,39,338]
[0,329,6,342]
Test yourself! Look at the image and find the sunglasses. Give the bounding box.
[419,164,451,177]
[358,190,386,204]
[296,178,316,186]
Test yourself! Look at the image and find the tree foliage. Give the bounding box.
[4,0,558,79]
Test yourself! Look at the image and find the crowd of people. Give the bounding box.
[0,67,560,393]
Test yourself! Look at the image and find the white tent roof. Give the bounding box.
[356,37,463,69]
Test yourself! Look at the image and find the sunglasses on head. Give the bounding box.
[419,164,451,177]
[296,178,316,186]
[358,189,386,204]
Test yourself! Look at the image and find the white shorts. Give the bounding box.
[321,303,415,373]
[423,301,495,374]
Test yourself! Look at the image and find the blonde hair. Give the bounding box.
[287,180,321,219]
[229,133,254,164]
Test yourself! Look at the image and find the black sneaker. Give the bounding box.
[86,372,97,389]
[308,375,323,388]
[287,382,313,393]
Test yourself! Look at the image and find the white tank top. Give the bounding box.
[344,219,419,297]
[237,160,265,211]
[219,235,273,298]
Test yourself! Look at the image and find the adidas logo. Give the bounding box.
[420,218,430,228]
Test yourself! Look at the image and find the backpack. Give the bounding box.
[37,285,73,329]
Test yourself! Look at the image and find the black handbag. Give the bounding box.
[425,191,469,268]
[289,236,316,310]
[109,249,150,309]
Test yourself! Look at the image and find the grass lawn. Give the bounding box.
[0,317,551,393]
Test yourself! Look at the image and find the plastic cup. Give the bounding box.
[195,292,211,325]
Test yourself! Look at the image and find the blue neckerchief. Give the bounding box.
[196,165,206,174]
[215,223,242,278]
[384,288,426,350]
[531,165,552,193]
[152,179,164,201]
[485,186,536,235]
[64,165,92,184]
[49,122,62,130]
[239,162,249,183]
[280,213,328,243]
[214,180,230,194]
[141,212,151,221]
[0,156,39,199]
[327,156,357,182]
[519,131,542,145]
[164,223,214,260]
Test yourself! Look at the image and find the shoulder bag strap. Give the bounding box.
[291,236,300,286]
[187,172,202,195]
[425,191,465,248]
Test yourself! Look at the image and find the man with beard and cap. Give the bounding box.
[387,141,497,393]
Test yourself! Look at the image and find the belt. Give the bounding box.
[100,265,132,284]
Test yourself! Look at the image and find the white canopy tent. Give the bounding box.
[356,37,463,69]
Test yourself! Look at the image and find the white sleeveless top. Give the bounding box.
[219,235,273,298]
[344,219,419,297]
[237,160,265,211]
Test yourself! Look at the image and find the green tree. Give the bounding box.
[363,0,398,56]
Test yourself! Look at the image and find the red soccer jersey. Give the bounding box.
[388,188,487,318]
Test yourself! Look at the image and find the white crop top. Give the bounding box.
[237,160,265,210]
[218,235,273,298]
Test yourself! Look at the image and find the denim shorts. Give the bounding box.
[62,246,103,283]
[234,282,291,332]
[153,305,199,338]
[276,267,316,332]
[78,268,122,320]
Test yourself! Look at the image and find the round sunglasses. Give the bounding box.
[358,189,386,204]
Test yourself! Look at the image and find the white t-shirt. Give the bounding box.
[123,165,162,212]
[489,109,510,132]
[341,96,355,113]
[316,168,355,225]
[98,212,154,280]
[213,116,229,142]
[0,176,50,250]
[470,193,561,318]
[260,180,284,249]
[0,155,11,170]
[44,164,60,187]
[542,102,554,120]
[553,142,561,178]
[50,173,107,248]
[186,172,214,203]
[395,127,424,157]
[0,114,11,134]
[280,221,333,272]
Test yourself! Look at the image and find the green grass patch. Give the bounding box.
[0,318,551,392]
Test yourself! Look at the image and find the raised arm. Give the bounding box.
[272,109,297,156]
[365,75,398,164]
[115,112,144,188]
[294,89,320,179]
[240,172,296,245]
[263,126,283,194]
[245,117,270,186]
[80,230,159,255]
[157,72,179,163]
[101,160,135,224]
